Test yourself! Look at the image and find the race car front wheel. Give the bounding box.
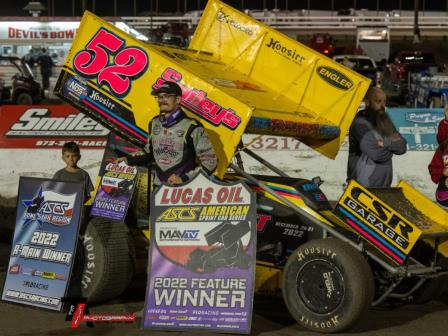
[76,217,135,304]
[282,238,374,333]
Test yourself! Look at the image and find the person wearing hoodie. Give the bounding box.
[347,87,407,187]
[428,106,448,209]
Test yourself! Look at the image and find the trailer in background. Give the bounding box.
[356,26,390,64]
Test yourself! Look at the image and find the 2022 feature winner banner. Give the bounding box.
[1,177,84,311]
[90,161,137,221]
[143,172,257,333]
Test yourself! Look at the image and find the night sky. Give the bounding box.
[0,0,446,17]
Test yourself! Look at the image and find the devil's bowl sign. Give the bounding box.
[142,172,257,334]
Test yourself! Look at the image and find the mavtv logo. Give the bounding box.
[159,229,200,240]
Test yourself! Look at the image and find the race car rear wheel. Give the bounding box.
[282,238,374,333]
[77,217,135,304]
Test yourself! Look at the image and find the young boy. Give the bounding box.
[428,107,448,209]
[53,141,94,201]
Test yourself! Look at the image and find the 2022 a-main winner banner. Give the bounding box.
[143,172,257,334]
[1,177,83,311]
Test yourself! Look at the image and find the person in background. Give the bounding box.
[428,106,448,209]
[347,87,407,187]
[53,141,93,201]
[38,48,54,98]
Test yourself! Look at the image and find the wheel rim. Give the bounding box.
[296,259,345,314]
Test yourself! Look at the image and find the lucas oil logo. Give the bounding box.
[22,187,77,227]
[317,66,353,91]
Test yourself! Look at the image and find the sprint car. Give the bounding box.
[55,1,448,333]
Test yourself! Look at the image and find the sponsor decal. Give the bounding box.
[9,264,20,274]
[22,187,76,227]
[313,192,327,202]
[216,10,254,36]
[87,91,116,110]
[256,214,272,232]
[153,125,161,135]
[64,77,89,101]
[6,107,108,137]
[265,37,305,64]
[317,66,353,91]
[152,68,242,130]
[22,280,49,291]
[405,111,444,124]
[301,183,319,191]
[157,207,200,221]
[335,183,422,264]
[0,105,109,148]
[159,229,201,241]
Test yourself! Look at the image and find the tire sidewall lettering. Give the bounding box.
[81,233,96,289]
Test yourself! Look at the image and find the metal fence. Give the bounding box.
[122,13,448,36]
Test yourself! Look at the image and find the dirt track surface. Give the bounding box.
[1,241,448,336]
[0,283,447,336]
[1,205,448,335]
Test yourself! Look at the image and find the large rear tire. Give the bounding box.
[282,238,374,333]
[78,218,135,304]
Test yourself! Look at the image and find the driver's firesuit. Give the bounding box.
[126,107,218,186]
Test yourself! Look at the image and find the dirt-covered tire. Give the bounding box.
[282,238,374,333]
[78,217,135,304]
[15,92,33,105]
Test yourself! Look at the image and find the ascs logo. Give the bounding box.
[22,187,77,227]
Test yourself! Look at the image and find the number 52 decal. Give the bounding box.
[73,28,149,98]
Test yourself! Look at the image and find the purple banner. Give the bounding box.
[90,162,137,221]
[142,172,257,333]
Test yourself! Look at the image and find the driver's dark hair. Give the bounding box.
[62,141,80,155]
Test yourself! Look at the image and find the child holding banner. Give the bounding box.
[429,108,448,209]
[53,141,94,200]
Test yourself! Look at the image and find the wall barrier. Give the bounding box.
[0,107,443,203]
